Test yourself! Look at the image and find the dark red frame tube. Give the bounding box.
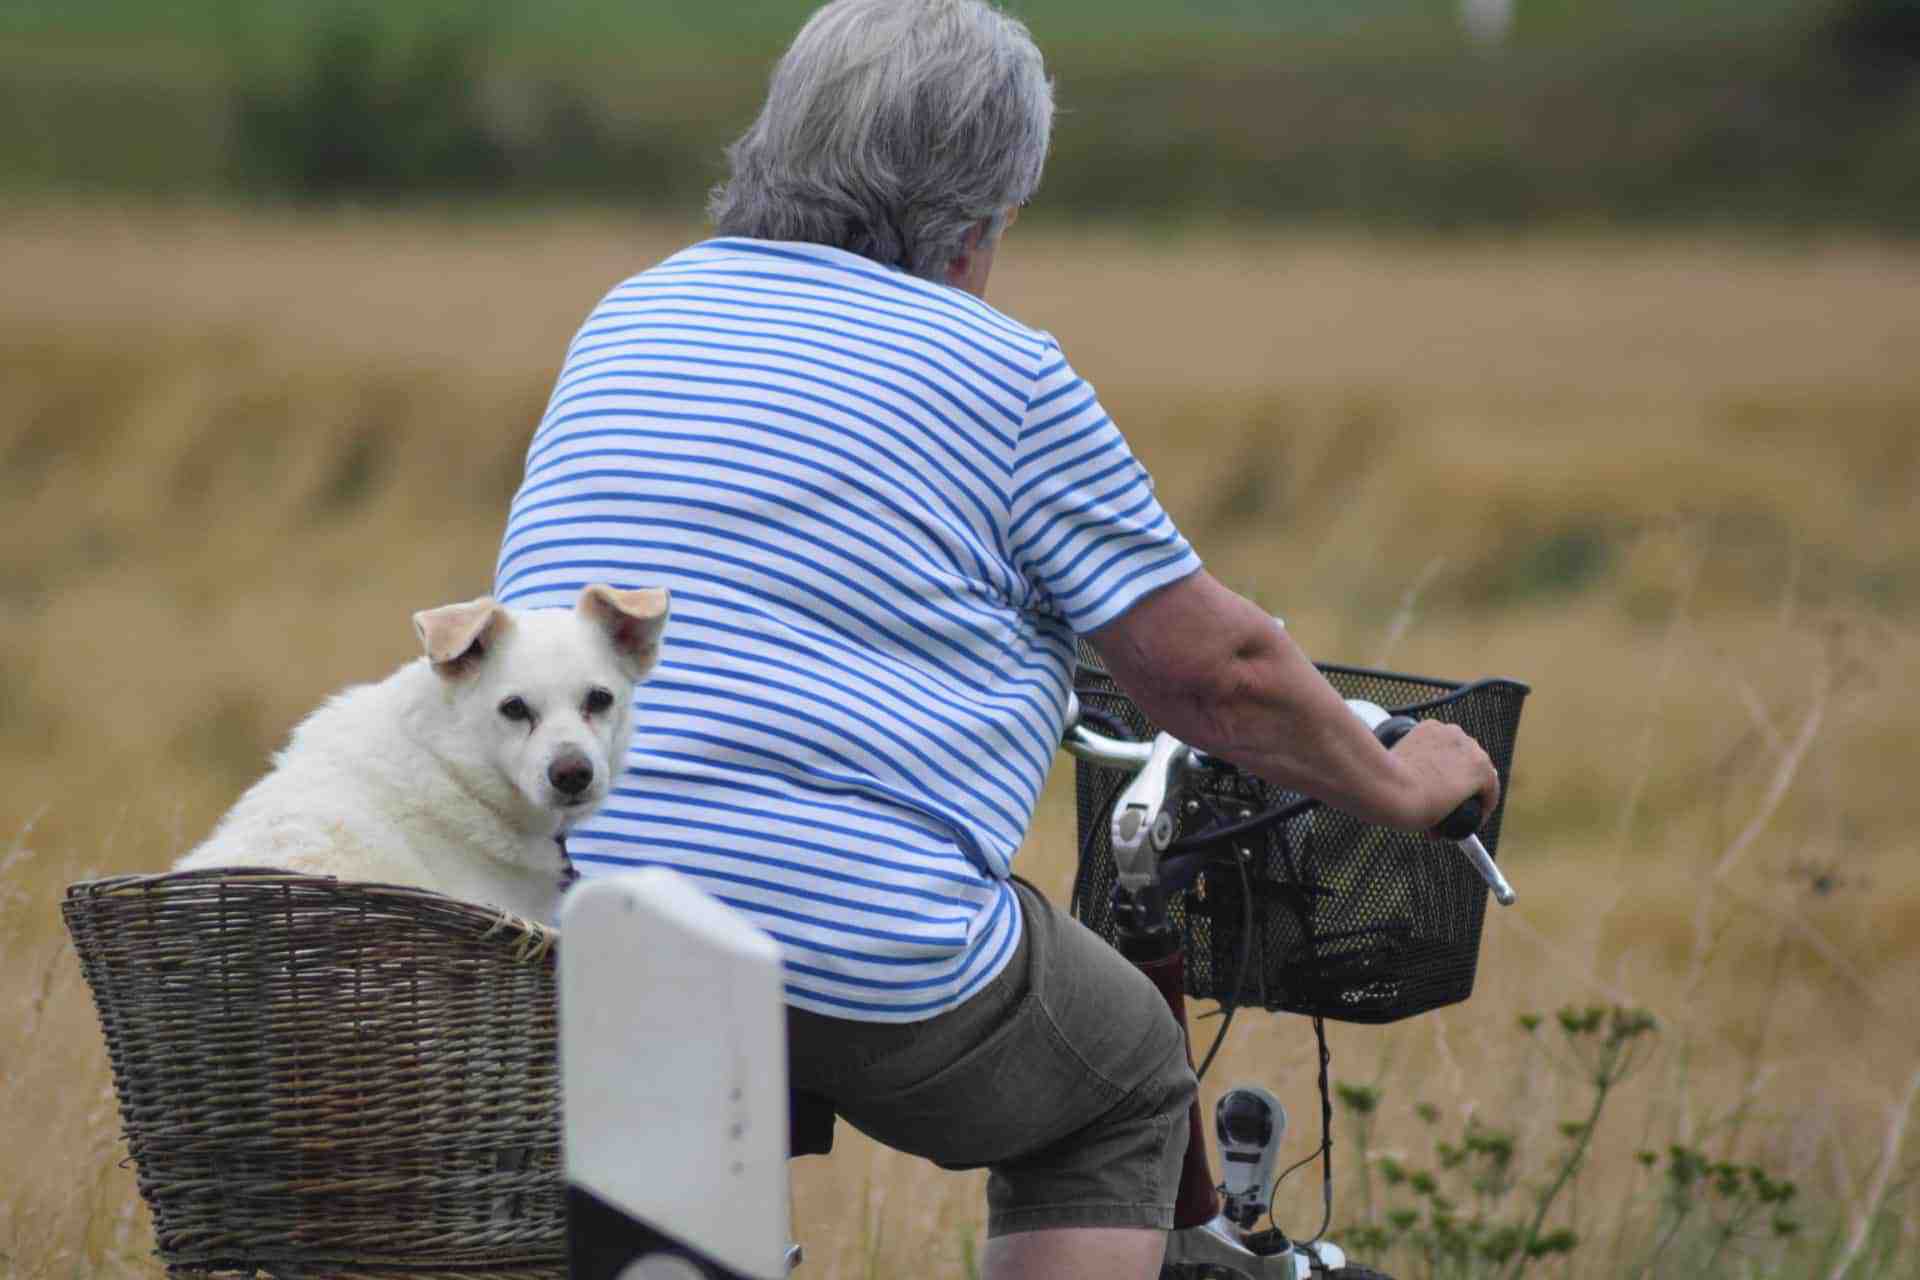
[1131,948,1220,1229]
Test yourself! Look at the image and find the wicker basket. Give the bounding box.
[62,869,565,1279]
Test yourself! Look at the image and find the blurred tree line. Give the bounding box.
[5,0,1919,229]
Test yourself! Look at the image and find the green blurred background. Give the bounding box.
[4,0,1918,229]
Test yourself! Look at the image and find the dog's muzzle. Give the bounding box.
[549,750,595,801]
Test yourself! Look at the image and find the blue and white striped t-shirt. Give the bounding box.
[494,237,1200,1021]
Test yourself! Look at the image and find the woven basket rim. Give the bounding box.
[64,867,558,954]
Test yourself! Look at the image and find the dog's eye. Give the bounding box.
[583,687,615,715]
[498,696,533,723]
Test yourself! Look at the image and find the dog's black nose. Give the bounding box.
[549,755,594,797]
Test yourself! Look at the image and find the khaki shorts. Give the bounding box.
[787,878,1196,1236]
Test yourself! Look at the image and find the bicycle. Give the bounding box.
[560,642,1529,1280]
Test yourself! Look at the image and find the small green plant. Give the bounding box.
[1333,1004,1840,1279]
[1629,1145,1799,1279]
[1342,1004,1659,1278]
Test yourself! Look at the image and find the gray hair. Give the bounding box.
[708,0,1053,281]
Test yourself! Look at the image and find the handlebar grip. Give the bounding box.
[1432,795,1485,842]
[1373,714,1486,839]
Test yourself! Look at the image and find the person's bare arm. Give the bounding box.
[1087,570,1499,831]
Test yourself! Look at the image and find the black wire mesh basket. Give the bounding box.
[1072,644,1529,1024]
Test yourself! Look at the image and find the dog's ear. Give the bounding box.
[413,596,509,678]
[577,584,670,680]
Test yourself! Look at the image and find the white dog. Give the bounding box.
[175,584,669,923]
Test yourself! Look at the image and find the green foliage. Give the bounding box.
[220,6,723,204]
[1325,1001,1908,1277]
[7,0,1920,229]
[1818,0,1920,76]
[1336,1003,1822,1279]
[1632,1144,1803,1277]
[227,8,510,199]
[0,0,1806,58]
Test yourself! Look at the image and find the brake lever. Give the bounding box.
[1109,732,1193,894]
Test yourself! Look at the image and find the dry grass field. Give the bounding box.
[2,205,1917,1277]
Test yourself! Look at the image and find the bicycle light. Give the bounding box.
[1216,1086,1285,1229]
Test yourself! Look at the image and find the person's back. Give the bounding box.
[494,234,1194,1017]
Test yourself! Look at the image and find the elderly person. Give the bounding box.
[493,1,1498,1276]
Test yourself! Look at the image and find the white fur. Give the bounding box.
[175,586,668,924]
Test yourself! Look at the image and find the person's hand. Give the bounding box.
[1385,720,1501,833]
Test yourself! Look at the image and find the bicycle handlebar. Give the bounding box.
[1060,693,1517,906]
[1060,695,1155,769]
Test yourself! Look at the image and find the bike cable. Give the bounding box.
[1192,847,1255,1081]
[1171,778,1302,1080]
[1067,785,1114,924]
[1069,733,1269,1083]
[1266,1014,1334,1246]
[1165,794,1319,854]
[1065,709,1288,1084]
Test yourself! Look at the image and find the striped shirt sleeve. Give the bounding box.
[1007,342,1202,633]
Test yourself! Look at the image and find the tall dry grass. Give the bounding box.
[1,205,1916,1277]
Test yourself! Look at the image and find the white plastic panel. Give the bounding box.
[560,869,790,1279]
